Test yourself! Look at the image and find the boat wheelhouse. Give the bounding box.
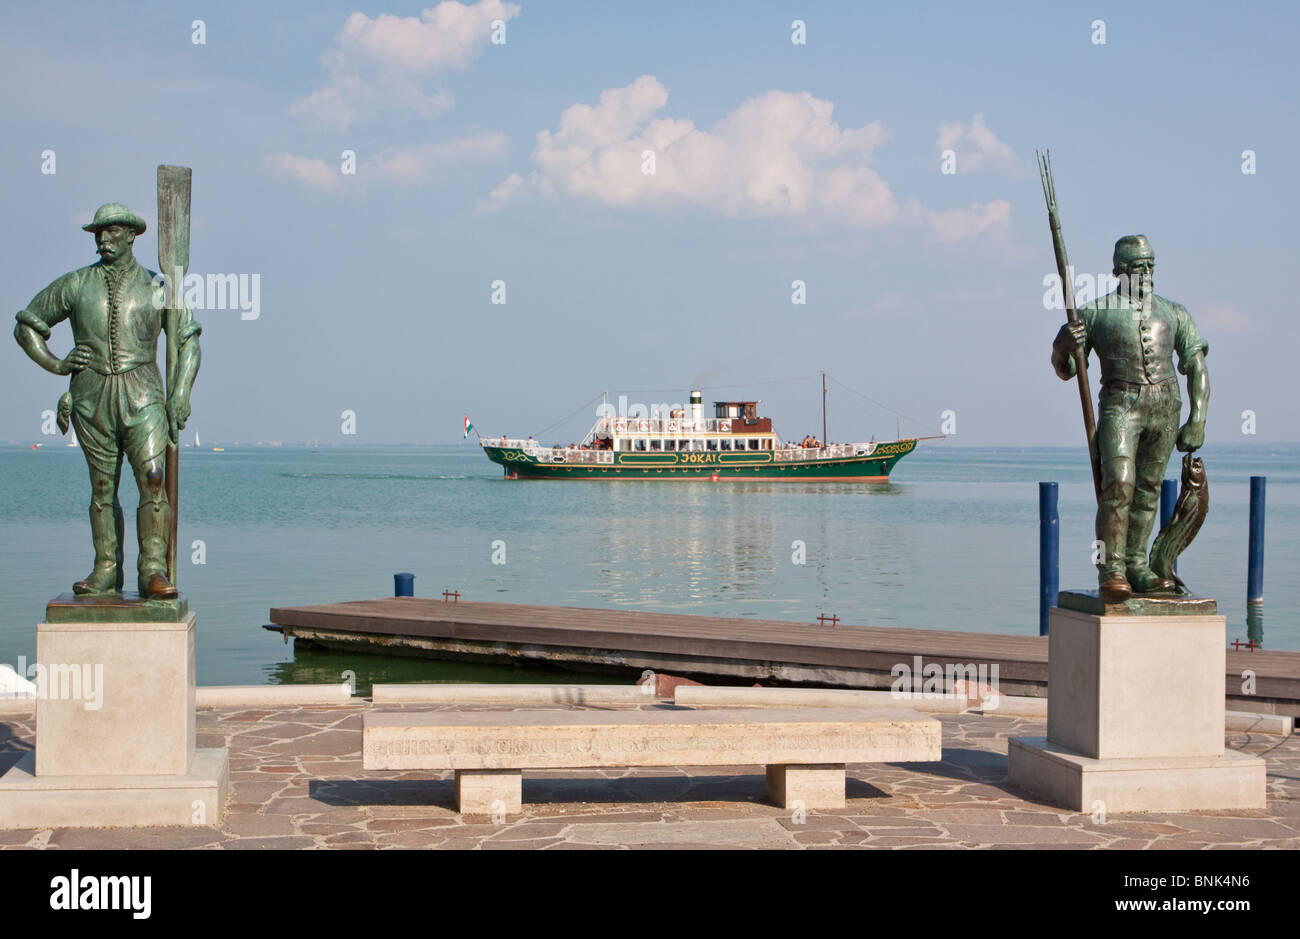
[480,390,923,481]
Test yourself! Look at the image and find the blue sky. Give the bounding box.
[2,0,1296,446]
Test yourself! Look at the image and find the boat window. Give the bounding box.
[748,438,758,451]
[706,439,717,451]
[635,438,646,452]
[650,439,661,451]
[720,438,732,451]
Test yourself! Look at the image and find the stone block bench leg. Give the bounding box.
[766,764,846,810]
[455,769,522,816]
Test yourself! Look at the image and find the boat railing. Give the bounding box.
[773,442,876,462]
[485,438,613,463]
[594,417,745,435]
[530,447,615,464]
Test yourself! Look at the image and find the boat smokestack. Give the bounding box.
[689,390,702,425]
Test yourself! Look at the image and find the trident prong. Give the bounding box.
[1037,149,1057,214]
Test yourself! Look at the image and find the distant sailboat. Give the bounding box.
[67,427,78,447]
[195,432,201,448]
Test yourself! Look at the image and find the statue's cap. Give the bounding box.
[83,203,146,235]
[1113,234,1154,267]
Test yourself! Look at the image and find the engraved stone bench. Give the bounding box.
[362,707,941,815]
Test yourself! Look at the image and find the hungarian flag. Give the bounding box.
[463,415,475,438]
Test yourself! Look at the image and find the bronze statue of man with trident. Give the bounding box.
[13,194,200,600]
[1050,234,1210,602]
[1038,152,1210,605]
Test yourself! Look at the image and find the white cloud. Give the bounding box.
[475,171,526,214]
[488,77,1012,242]
[925,199,1012,243]
[268,132,508,189]
[936,113,1025,177]
[266,153,342,190]
[291,0,521,129]
[369,131,508,183]
[491,75,899,226]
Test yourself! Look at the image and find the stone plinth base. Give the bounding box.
[36,615,196,776]
[0,607,229,829]
[766,764,846,810]
[1006,604,1267,813]
[1046,607,1225,759]
[1008,737,1265,813]
[0,748,228,829]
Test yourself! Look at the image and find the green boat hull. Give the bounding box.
[483,439,918,481]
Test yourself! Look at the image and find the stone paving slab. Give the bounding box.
[0,702,1296,849]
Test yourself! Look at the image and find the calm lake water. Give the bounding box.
[1,443,1295,688]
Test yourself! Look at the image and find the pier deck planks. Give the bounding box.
[266,598,1300,711]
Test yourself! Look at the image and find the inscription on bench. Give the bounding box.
[366,732,891,760]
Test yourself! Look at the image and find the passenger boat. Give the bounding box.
[480,390,927,481]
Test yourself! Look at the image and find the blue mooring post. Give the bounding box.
[1160,478,1177,573]
[1248,476,1265,604]
[1039,482,1059,636]
[394,572,415,597]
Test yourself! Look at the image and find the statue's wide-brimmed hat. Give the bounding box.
[82,203,146,235]
[1113,234,1154,267]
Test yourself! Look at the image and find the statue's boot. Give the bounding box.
[1128,565,1177,594]
[1098,571,1132,603]
[73,501,121,595]
[1124,473,1174,594]
[137,501,178,600]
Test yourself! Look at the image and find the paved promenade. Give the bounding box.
[1,702,1297,849]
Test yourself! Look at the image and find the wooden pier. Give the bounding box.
[265,598,1300,716]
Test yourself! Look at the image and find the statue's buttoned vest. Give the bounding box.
[68,262,167,375]
[1078,292,1186,387]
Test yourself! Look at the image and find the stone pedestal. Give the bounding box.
[36,618,196,776]
[1008,605,1266,813]
[0,607,228,829]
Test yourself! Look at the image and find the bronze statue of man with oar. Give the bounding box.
[1048,231,1210,602]
[13,184,200,600]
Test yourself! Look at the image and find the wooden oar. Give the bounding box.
[157,165,192,586]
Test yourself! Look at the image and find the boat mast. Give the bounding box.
[821,371,827,444]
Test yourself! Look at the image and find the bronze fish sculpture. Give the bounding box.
[1149,453,1208,594]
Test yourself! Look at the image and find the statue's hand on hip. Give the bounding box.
[56,344,92,376]
[1176,420,1205,452]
